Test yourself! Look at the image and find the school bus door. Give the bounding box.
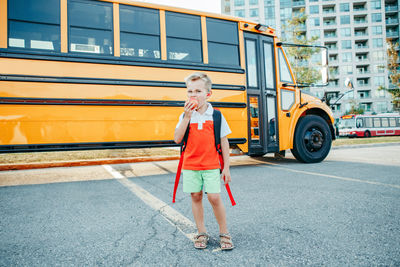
[244,33,278,156]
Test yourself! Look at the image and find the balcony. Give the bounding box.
[356,56,369,62]
[324,33,337,38]
[354,19,367,24]
[357,82,370,87]
[385,5,398,13]
[355,44,369,49]
[323,19,336,26]
[386,30,399,37]
[353,6,366,12]
[323,7,335,14]
[356,69,370,75]
[386,18,399,25]
[292,0,305,7]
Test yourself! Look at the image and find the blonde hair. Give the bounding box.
[185,72,212,92]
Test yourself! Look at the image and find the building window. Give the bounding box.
[207,18,239,66]
[371,13,382,22]
[250,0,258,5]
[340,28,351,37]
[373,38,383,48]
[310,5,319,14]
[250,9,259,17]
[234,0,244,6]
[310,30,320,38]
[342,52,352,62]
[235,10,245,17]
[340,3,349,12]
[340,15,350,24]
[375,102,387,113]
[8,0,61,51]
[341,40,351,49]
[69,0,113,55]
[374,76,385,86]
[166,12,202,62]
[372,51,385,61]
[342,65,353,74]
[371,0,381,10]
[312,18,320,26]
[372,26,382,35]
[120,5,160,59]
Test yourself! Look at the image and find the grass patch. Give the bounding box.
[333,136,400,147]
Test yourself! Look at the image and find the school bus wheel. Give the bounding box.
[291,115,332,163]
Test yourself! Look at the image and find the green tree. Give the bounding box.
[344,100,364,115]
[379,40,400,111]
[282,8,320,86]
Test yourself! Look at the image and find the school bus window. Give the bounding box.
[120,5,160,59]
[206,18,239,66]
[245,39,258,88]
[8,0,60,51]
[69,0,113,55]
[278,49,293,83]
[166,12,202,62]
[281,89,295,110]
[263,42,274,88]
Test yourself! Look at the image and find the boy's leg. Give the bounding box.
[207,193,228,234]
[191,191,207,233]
[208,193,233,249]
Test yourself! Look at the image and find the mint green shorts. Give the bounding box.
[182,169,221,193]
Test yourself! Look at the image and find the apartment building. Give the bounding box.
[221,0,399,117]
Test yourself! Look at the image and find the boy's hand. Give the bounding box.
[221,168,231,184]
[184,100,196,118]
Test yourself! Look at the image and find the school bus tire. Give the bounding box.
[291,115,332,163]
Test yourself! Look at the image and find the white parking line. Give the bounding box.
[254,161,400,189]
[102,165,197,241]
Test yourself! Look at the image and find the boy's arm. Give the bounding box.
[174,116,190,144]
[174,101,195,144]
[220,136,231,184]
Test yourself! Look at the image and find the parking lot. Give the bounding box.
[1,144,399,266]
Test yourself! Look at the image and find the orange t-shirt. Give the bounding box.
[182,120,220,170]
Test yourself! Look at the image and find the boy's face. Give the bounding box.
[187,79,211,108]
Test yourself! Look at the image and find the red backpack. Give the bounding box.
[172,109,236,206]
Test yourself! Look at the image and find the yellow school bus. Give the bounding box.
[0,0,334,163]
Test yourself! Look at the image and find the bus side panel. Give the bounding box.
[0,81,246,103]
[0,105,247,146]
[0,58,245,86]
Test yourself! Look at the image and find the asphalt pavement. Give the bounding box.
[0,144,399,266]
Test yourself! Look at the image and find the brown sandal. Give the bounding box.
[220,233,234,250]
[194,233,209,249]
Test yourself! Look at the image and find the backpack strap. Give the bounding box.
[213,109,236,206]
[212,109,222,155]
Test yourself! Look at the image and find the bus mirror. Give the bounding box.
[281,43,329,87]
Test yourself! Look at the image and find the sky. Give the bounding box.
[135,0,221,13]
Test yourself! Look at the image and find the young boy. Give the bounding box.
[174,72,234,250]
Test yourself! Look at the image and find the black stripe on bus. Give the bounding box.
[0,49,245,74]
[0,138,247,153]
[0,97,246,108]
[0,74,245,91]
